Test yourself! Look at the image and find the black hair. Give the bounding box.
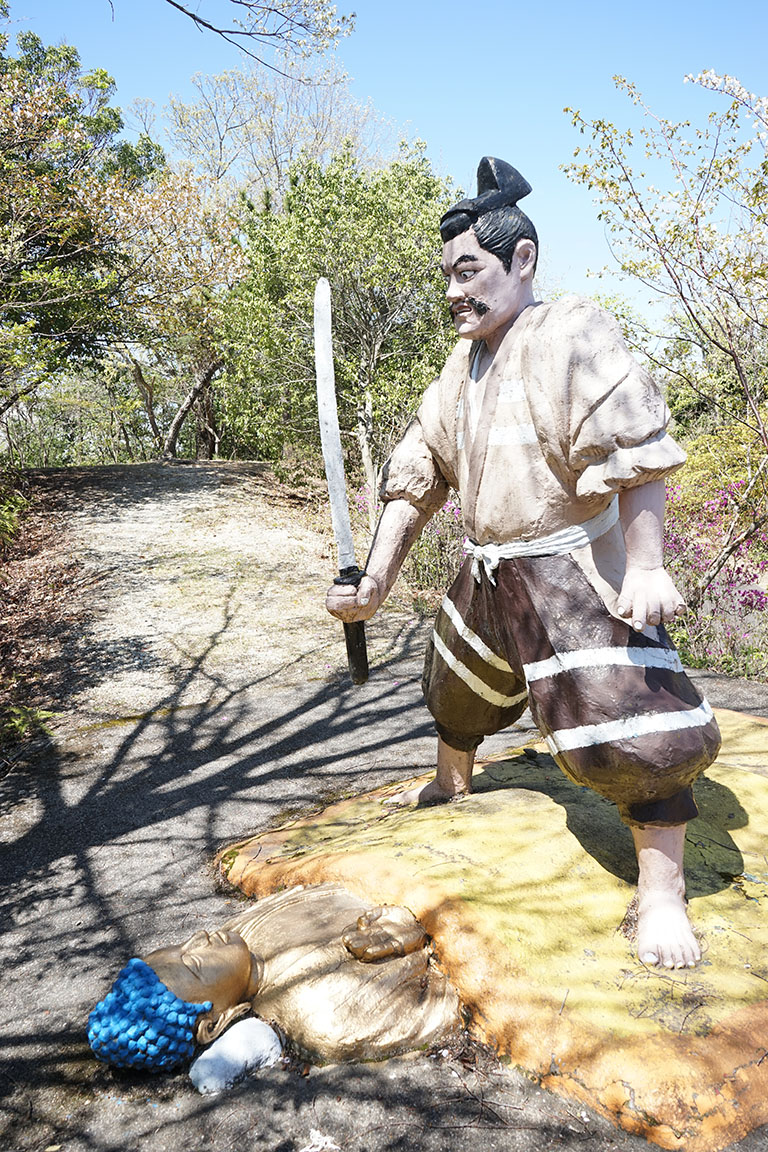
[439,157,538,273]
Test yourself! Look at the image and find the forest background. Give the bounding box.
[1,0,767,705]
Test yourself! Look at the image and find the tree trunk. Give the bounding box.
[195,388,220,459]
[128,359,163,453]
[1,416,15,465]
[356,387,378,535]
[163,360,223,459]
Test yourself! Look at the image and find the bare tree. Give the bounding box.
[565,72,768,606]
[161,0,354,69]
[166,57,392,203]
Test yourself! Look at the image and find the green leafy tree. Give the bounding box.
[1,366,154,466]
[0,9,239,466]
[565,72,768,605]
[223,146,457,513]
[109,167,245,458]
[0,15,164,423]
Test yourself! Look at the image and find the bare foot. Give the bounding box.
[383,739,474,808]
[636,893,700,969]
[632,824,700,969]
[383,777,468,807]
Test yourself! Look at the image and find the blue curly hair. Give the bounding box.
[87,957,212,1072]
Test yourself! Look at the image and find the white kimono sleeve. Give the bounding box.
[563,302,686,500]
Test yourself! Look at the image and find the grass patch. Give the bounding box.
[0,476,28,554]
[0,701,54,745]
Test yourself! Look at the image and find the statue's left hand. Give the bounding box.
[617,566,686,632]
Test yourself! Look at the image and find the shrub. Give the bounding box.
[0,476,28,554]
[664,483,768,679]
[404,494,465,612]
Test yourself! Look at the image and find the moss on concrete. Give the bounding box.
[223,708,768,1151]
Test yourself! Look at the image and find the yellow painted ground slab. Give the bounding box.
[221,708,768,1151]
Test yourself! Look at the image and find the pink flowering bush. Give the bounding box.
[352,483,466,608]
[353,483,375,520]
[664,483,768,679]
[353,481,768,678]
[405,495,465,608]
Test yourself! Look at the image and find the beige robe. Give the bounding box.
[382,295,686,618]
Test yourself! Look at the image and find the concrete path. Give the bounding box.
[2,462,768,1151]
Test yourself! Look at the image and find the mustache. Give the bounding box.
[451,296,490,318]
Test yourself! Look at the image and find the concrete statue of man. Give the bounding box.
[326,157,721,971]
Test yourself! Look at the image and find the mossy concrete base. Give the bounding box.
[222,708,768,1151]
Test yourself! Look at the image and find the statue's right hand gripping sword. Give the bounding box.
[314,277,369,685]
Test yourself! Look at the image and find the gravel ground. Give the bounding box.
[2,460,768,1152]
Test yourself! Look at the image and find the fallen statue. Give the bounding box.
[88,882,460,1072]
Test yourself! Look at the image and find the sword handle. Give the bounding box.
[343,622,368,685]
[334,565,369,685]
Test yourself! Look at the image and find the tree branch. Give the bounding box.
[161,0,352,72]
[0,380,41,420]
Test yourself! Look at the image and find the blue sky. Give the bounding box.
[10,0,768,302]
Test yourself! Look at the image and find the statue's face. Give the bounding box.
[144,929,258,1017]
[441,229,535,351]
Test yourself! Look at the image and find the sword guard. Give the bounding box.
[334,565,366,587]
[333,566,369,684]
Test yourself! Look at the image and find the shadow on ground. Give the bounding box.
[3,462,768,1152]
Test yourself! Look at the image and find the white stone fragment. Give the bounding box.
[189,1018,282,1095]
[297,1131,341,1152]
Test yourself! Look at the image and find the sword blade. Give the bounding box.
[314,277,356,570]
[314,277,369,685]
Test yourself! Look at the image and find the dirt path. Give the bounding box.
[2,461,767,1152]
[7,461,422,718]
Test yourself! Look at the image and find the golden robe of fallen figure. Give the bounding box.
[87,883,461,1070]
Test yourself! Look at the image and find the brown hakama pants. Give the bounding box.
[422,554,721,826]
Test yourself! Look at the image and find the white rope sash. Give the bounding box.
[465,496,619,585]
